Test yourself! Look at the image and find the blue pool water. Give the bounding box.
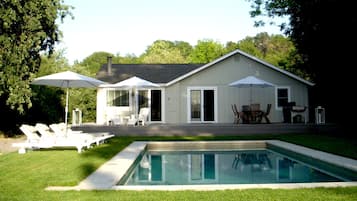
[122,149,345,185]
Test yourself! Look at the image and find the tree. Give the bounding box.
[0,0,71,114]
[0,0,71,133]
[247,0,357,126]
[233,33,306,79]
[189,39,225,63]
[117,53,141,64]
[80,51,116,76]
[66,63,98,123]
[141,40,192,63]
[27,52,68,125]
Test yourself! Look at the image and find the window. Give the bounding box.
[276,87,290,108]
[106,90,129,106]
[190,90,201,121]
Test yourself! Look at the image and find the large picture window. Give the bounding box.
[106,90,129,106]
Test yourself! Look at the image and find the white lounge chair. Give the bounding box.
[12,124,54,153]
[49,123,115,146]
[13,124,95,154]
[37,123,97,151]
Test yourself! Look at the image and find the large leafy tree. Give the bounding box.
[141,40,192,64]
[27,52,67,125]
[189,39,225,63]
[0,0,71,114]
[237,33,305,79]
[0,0,71,133]
[248,0,357,126]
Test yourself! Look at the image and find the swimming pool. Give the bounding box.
[121,149,344,185]
[60,140,357,191]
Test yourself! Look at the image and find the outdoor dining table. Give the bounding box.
[241,104,263,124]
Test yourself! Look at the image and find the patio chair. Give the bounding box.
[137,107,149,126]
[231,104,241,124]
[241,105,251,124]
[258,104,272,124]
[126,107,149,126]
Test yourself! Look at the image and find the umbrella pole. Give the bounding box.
[250,85,253,105]
[64,80,69,137]
[65,87,69,132]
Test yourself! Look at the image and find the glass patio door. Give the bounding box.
[188,87,216,123]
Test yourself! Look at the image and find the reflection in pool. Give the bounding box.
[123,150,342,185]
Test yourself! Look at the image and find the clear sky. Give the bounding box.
[58,0,287,64]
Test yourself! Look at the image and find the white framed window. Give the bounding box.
[106,90,129,107]
[275,86,290,110]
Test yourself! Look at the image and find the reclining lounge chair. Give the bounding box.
[12,124,54,153]
[48,123,115,146]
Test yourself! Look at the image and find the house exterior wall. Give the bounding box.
[96,88,132,125]
[164,54,310,123]
[96,52,310,124]
[97,88,106,124]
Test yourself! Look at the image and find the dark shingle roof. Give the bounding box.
[96,64,204,84]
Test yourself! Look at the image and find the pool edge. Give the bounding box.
[46,140,357,191]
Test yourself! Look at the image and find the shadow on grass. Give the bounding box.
[79,163,97,178]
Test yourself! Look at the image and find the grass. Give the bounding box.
[0,134,356,201]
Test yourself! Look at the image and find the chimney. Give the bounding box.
[107,56,112,75]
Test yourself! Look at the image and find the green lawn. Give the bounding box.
[1,134,356,201]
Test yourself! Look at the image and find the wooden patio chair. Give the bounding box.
[241,105,252,124]
[258,104,272,124]
[231,104,240,124]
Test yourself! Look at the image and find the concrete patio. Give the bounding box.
[72,123,339,136]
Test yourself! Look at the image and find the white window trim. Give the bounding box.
[275,86,291,110]
[187,86,218,123]
[106,88,130,107]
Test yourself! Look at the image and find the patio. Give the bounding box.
[72,123,339,136]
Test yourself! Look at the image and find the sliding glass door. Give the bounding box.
[188,87,217,123]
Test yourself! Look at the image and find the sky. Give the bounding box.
[58,0,287,64]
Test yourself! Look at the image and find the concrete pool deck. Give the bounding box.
[46,140,357,191]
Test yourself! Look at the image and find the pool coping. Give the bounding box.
[46,140,357,191]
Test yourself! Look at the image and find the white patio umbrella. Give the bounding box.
[229,76,275,104]
[101,76,159,116]
[110,76,160,88]
[31,71,106,127]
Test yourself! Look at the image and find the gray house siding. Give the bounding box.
[96,49,312,125]
[165,53,310,123]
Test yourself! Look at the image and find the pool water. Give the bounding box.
[122,149,343,185]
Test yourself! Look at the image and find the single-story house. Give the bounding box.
[95,49,314,125]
